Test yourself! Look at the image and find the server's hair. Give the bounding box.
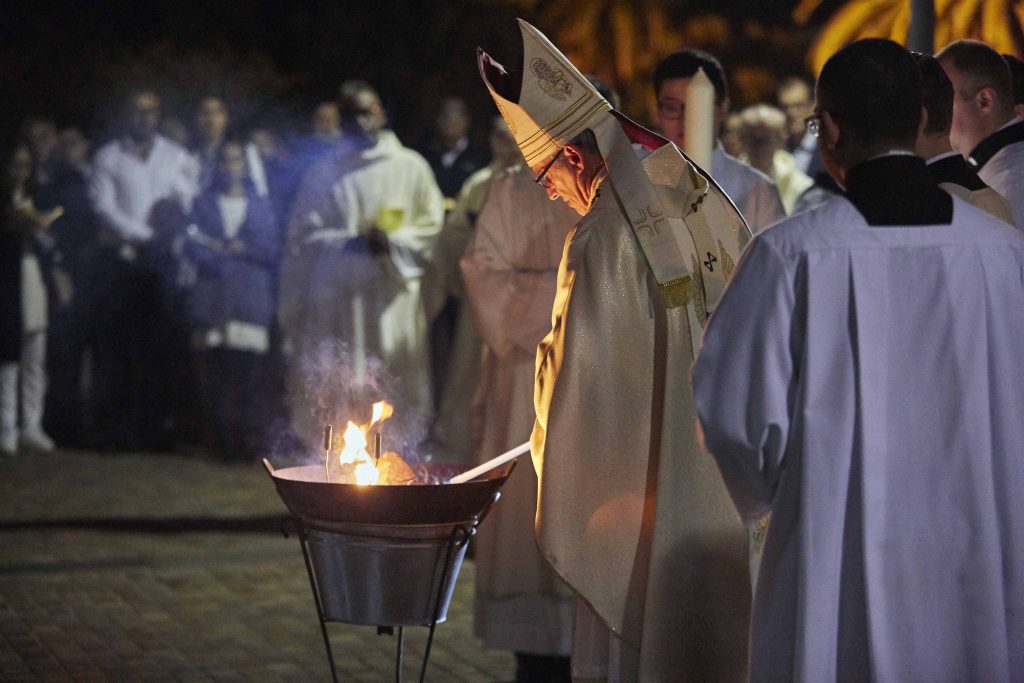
[817,38,922,147]
[935,40,1013,106]
[652,49,728,103]
[913,52,954,136]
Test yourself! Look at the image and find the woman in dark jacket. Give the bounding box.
[184,141,279,460]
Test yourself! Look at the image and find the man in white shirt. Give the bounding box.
[89,89,198,450]
[937,40,1024,229]
[652,49,786,230]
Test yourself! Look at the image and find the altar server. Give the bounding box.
[938,40,1024,229]
[694,39,1024,683]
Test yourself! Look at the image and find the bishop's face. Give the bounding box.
[532,145,591,216]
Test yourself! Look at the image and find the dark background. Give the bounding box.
[0,0,845,148]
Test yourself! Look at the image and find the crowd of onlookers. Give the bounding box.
[2,45,1020,463]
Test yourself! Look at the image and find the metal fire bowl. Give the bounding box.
[267,461,515,626]
[268,462,513,527]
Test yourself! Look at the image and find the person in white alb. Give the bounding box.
[937,40,1024,229]
[278,81,443,448]
[653,49,786,230]
[693,39,1024,683]
[89,88,198,450]
[460,154,579,682]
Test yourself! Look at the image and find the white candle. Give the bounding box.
[684,67,715,170]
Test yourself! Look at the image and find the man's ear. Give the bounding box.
[976,86,996,115]
[562,144,586,172]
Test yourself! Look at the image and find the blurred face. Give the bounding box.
[739,120,786,173]
[488,122,520,167]
[312,103,341,138]
[129,92,161,141]
[341,90,386,141]
[250,128,281,160]
[197,97,229,143]
[777,81,814,140]
[25,120,58,163]
[58,128,90,167]
[8,147,32,188]
[656,77,727,149]
[218,143,247,185]
[436,99,469,144]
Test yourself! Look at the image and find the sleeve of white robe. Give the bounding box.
[460,179,561,360]
[385,156,444,279]
[691,234,800,524]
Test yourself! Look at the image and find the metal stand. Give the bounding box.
[282,494,497,683]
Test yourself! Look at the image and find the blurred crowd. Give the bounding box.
[3,47,1021,464]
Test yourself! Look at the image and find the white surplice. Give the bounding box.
[693,195,1024,682]
[976,136,1024,230]
[712,147,786,231]
[278,132,443,439]
[460,164,578,655]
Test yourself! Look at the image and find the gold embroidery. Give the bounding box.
[531,58,573,100]
[718,239,735,282]
[659,276,693,309]
[690,254,708,326]
[753,515,770,553]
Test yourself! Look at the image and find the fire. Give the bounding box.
[338,421,380,485]
[331,400,394,486]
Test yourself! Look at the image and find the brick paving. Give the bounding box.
[0,451,515,682]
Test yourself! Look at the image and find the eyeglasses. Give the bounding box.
[804,113,822,138]
[657,99,685,121]
[534,147,564,186]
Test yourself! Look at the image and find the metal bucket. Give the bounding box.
[305,522,469,626]
[266,461,514,628]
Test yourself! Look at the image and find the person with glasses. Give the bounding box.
[480,20,752,681]
[693,38,1024,682]
[652,49,786,231]
[937,40,1024,231]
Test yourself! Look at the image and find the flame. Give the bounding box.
[370,400,393,429]
[333,401,394,486]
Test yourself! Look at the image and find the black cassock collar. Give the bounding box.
[927,153,987,191]
[968,120,1024,171]
[844,154,953,226]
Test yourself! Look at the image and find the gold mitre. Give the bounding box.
[477,19,612,166]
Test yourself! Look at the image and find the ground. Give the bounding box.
[0,451,515,682]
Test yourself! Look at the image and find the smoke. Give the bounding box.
[282,338,430,466]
